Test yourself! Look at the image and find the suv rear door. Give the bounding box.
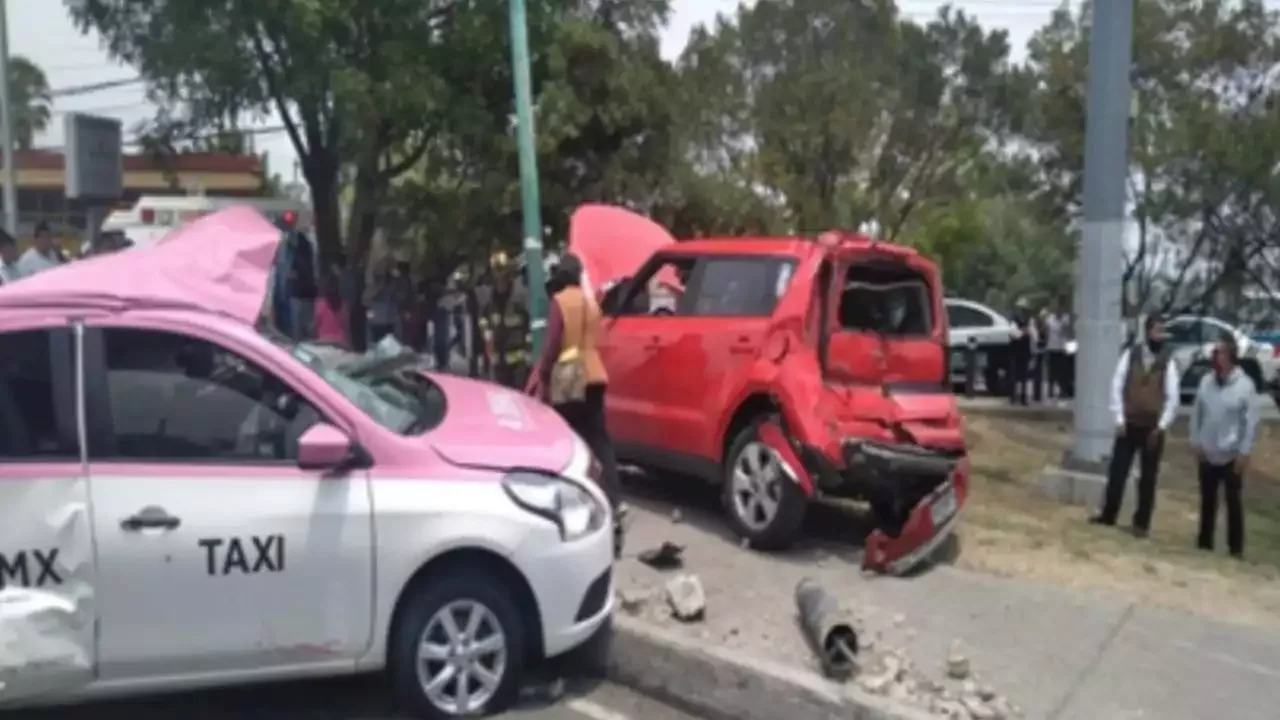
[825,244,946,392]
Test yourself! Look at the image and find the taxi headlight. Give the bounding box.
[502,471,606,541]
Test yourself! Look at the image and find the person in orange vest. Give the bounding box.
[526,254,622,510]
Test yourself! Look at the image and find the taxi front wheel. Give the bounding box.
[390,568,526,718]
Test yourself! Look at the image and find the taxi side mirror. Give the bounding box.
[297,423,355,470]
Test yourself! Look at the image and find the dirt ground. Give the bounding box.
[952,414,1280,628]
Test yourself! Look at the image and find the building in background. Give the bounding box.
[0,149,265,250]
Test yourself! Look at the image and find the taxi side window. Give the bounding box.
[0,329,77,460]
[97,328,322,463]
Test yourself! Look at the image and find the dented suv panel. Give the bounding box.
[568,205,967,570]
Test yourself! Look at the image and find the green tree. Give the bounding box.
[67,0,475,264]
[675,0,1017,236]
[1019,0,1280,315]
[7,56,52,150]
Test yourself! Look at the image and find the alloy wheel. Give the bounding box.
[416,599,509,716]
[731,441,785,532]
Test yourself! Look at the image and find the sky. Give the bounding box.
[10,0,1076,183]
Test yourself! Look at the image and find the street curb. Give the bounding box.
[602,615,935,720]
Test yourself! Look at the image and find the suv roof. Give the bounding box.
[664,237,818,256]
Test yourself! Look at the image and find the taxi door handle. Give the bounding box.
[121,506,181,532]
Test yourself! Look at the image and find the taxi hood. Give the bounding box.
[0,206,280,323]
[568,204,677,294]
[426,373,578,473]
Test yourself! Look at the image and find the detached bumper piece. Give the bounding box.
[845,441,966,576]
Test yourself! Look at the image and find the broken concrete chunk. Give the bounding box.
[946,640,971,680]
[664,573,706,622]
[617,589,650,615]
[670,508,683,523]
[961,693,1003,719]
[857,668,896,694]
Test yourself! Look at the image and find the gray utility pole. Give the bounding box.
[1068,0,1135,468]
[0,0,16,236]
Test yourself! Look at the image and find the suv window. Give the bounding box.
[613,256,698,317]
[691,258,794,317]
[839,263,933,336]
[0,329,77,460]
[946,303,994,329]
[98,328,323,463]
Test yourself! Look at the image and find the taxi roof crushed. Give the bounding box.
[0,206,281,324]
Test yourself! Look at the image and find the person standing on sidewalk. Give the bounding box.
[1090,316,1180,537]
[1190,335,1259,559]
[1045,300,1070,399]
[0,231,20,285]
[289,232,319,340]
[1008,298,1035,405]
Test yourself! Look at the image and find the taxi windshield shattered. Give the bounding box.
[265,331,446,435]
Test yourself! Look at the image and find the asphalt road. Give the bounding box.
[14,675,699,720]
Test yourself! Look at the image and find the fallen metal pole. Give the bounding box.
[795,578,858,679]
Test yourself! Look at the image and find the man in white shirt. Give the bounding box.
[1045,300,1070,398]
[1090,316,1181,537]
[14,222,64,278]
[0,231,19,285]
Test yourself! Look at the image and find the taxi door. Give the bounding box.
[0,322,95,704]
[81,320,374,682]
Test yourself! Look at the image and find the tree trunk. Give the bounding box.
[305,158,342,266]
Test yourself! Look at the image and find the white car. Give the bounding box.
[1164,315,1277,398]
[944,298,1017,393]
[0,208,614,718]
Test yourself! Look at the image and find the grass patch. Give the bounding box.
[955,415,1280,628]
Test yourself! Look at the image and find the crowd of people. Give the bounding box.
[1006,297,1075,405]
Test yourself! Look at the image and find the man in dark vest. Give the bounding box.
[479,252,531,389]
[1091,315,1180,537]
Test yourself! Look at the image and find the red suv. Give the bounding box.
[569,205,970,573]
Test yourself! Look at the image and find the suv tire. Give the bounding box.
[722,419,808,551]
[390,567,526,718]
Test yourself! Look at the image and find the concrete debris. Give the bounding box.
[664,573,706,622]
[892,613,906,626]
[946,640,971,679]
[670,508,683,524]
[617,588,651,615]
[961,693,1003,719]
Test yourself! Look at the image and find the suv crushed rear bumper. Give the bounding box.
[798,439,968,575]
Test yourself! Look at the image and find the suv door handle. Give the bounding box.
[121,506,181,532]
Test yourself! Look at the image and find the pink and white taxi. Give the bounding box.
[0,208,614,718]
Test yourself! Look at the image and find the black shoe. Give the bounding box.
[1196,541,1213,552]
[1230,550,1244,561]
[1088,515,1114,527]
[1131,526,1149,539]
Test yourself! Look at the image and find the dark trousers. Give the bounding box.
[555,384,622,510]
[1099,423,1164,530]
[1008,350,1031,405]
[1048,350,1071,398]
[1198,461,1244,555]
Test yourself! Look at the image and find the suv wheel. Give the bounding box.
[722,421,807,550]
[390,568,525,718]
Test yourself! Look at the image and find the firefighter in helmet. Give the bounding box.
[479,250,532,388]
